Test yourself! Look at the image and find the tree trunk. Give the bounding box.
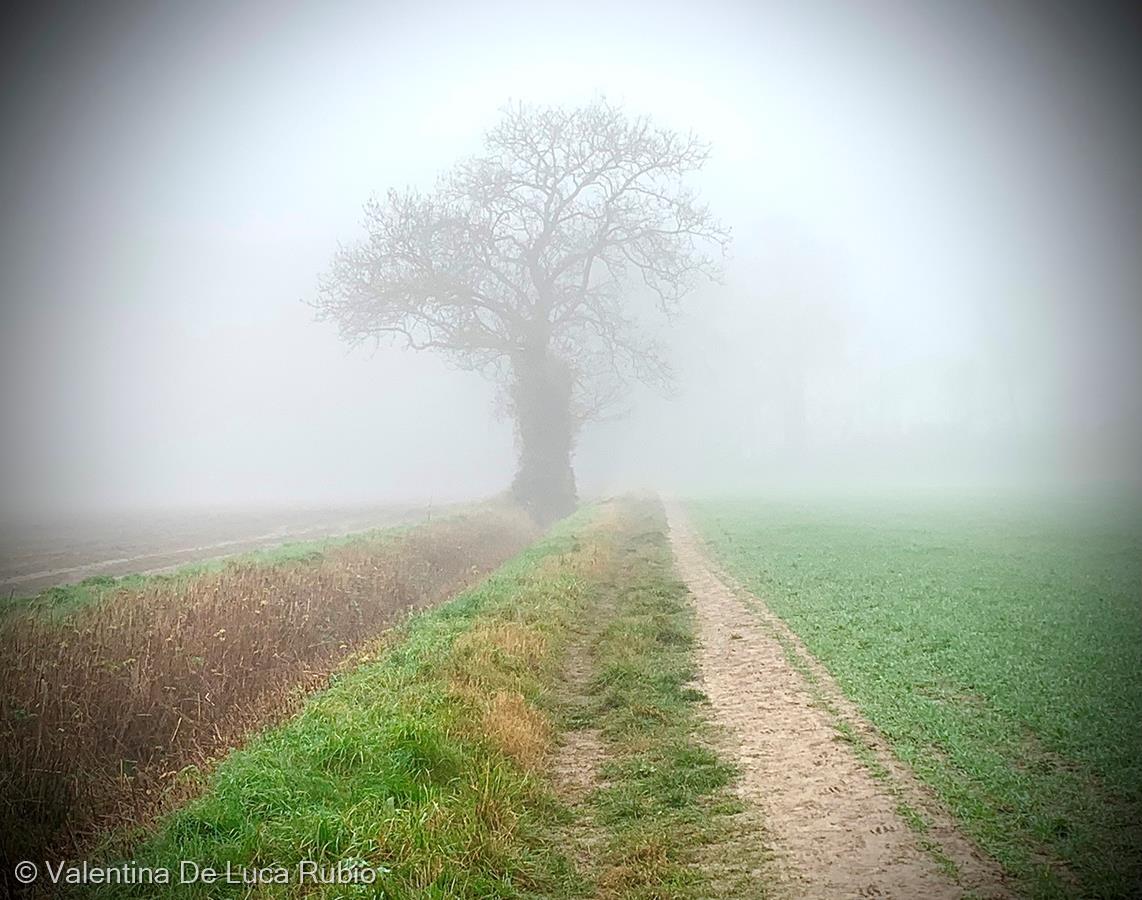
[509,348,577,524]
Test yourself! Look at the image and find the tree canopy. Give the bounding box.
[314,100,728,519]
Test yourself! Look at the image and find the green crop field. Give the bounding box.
[688,492,1142,898]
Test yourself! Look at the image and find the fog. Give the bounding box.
[2,0,1140,521]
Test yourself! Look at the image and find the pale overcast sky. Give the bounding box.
[2,0,1139,514]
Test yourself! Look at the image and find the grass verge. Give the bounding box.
[1,507,535,878]
[74,509,592,898]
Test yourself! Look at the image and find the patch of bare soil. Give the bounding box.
[548,510,622,817]
[550,637,607,874]
[666,504,1010,900]
[551,640,606,801]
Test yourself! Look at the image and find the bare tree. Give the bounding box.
[313,100,728,522]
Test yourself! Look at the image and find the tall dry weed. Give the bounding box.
[0,508,536,867]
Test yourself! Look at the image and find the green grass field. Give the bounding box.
[689,492,1142,898]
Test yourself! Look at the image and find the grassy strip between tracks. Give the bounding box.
[569,501,763,898]
[69,497,753,899]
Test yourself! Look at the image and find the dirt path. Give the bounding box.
[666,503,1009,900]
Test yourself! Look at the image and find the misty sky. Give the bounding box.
[2,0,1139,516]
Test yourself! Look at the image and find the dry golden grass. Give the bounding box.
[455,621,550,671]
[480,691,552,770]
[446,620,555,771]
[597,834,675,897]
[446,622,550,703]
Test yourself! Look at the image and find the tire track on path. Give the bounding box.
[666,502,1009,900]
